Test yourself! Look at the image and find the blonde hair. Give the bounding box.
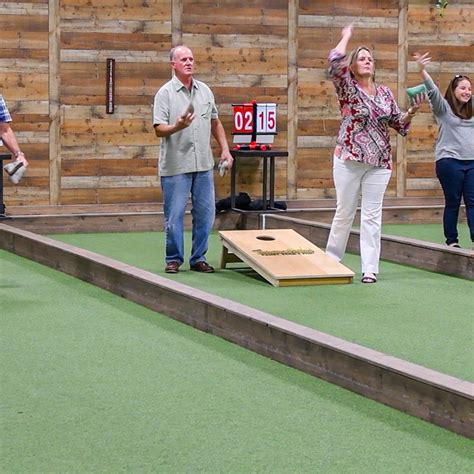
[348,45,376,82]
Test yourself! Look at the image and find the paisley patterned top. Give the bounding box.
[328,49,409,169]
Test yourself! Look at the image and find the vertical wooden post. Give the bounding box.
[172,0,183,47]
[396,0,408,197]
[49,0,61,205]
[287,0,298,200]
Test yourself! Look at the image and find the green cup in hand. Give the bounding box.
[407,84,427,101]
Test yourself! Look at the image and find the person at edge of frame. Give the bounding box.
[414,52,473,250]
[153,45,233,274]
[0,94,28,173]
[325,24,425,284]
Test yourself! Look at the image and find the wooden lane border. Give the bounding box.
[0,223,472,438]
[3,211,242,235]
[251,214,473,281]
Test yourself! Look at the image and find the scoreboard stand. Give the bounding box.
[230,101,287,212]
[230,149,288,212]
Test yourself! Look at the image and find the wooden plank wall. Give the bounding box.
[181,0,289,200]
[406,0,473,197]
[1,0,473,206]
[59,0,171,204]
[297,0,401,199]
[0,0,50,205]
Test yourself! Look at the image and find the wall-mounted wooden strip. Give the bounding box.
[0,31,48,50]
[407,61,473,74]
[185,24,287,35]
[0,58,48,73]
[299,0,399,17]
[0,72,48,99]
[61,132,156,147]
[61,50,170,63]
[183,7,287,26]
[299,16,398,28]
[97,187,162,204]
[61,176,159,189]
[0,4,47,15]
[62,158,156,175]
[60,20,171,35]
[61,147,158,162]
[213,87,288,104]
[60,32,171,51]
[182,33,287,48]
[0,15,47,32]
[61,119,153,134]
[60,0,166,5]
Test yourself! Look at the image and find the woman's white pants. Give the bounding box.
[326,158,392,274]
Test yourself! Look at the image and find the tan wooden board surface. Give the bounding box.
[219,229,354,287]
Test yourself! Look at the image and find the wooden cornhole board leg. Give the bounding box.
[219,229,354,287]
[220,245,243,268]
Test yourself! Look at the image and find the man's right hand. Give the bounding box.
[15,151,28,167]
[176,112,195,131]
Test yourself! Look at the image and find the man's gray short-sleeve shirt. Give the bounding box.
[153,76,218,176]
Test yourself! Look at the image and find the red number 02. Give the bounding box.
[234,110,253,132]
[243,110,252,131]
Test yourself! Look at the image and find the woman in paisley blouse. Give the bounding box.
[325,25,424,284]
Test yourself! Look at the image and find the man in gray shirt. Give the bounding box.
[153,45,233,273]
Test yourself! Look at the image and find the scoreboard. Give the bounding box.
[232,101,277,150]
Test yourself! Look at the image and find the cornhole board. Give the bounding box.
[219,229,354,287]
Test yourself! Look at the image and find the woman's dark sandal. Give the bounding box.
[361,275,377,284]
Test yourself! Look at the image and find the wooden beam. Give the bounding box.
[49,0,61,205]
[287,0,298,200]
[172,0,183,47]
[396,0,408,197]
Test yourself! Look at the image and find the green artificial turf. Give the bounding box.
[1,250,473,472]
[50,231,474,382]
[382,223,472,249]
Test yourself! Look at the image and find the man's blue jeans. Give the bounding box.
[436,158,474,244]
[161,170,215,266]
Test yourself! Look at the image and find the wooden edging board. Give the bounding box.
[0,223,472,438]
[0,211,241,234]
